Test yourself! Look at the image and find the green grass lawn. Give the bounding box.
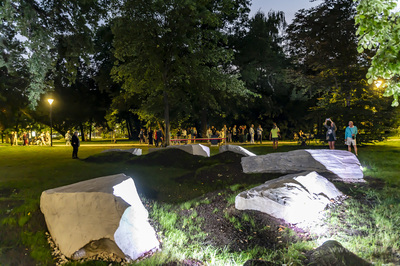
[1,140,400,265]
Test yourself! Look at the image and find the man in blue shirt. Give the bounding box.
[345,121,358,156]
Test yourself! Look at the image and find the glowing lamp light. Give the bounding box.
[48,98,54,105]
[375,80,383,88]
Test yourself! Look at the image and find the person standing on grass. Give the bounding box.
[323,118,337,150]
[71,131,80,159]
[249,124,255,144]
[148,127,153,145]
[10,131,14,146]
[257,125,263,144]
[269,123,281,150]
[155,128,164,147]
[345,121,358,156]
[13,131,18,146]
[46,131,51,145]
[65,130,72,146]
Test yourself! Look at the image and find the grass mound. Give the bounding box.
[85,151,136,163]
[128,149,243,169]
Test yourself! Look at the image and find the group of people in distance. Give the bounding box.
[63,118,358,160]
[138,127,165,147]
[323,119,358,156]
[9,131,51,146]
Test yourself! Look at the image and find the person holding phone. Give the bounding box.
[323,118,337,150]
[345,121,358,156]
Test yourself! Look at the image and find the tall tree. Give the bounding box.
[232,11,290,125]
[111,0,251,145]
[286,0,397,141]
[355,0,400,106]
[0,0,109,107]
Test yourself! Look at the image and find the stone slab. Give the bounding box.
[149,144,210,157]
[40,174,159,261]
[219,145,256,157]
[101,148,142,156]
[235,171,343,224]
[241,149,363,181]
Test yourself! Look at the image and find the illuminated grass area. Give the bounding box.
[0,140,399,265]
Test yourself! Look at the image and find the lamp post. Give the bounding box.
[48,98,54,146]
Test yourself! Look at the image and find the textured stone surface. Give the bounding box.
[241,149,363,181]
[235,171,343,224]
[219,145,256,157]
[101,148,142,156]
[149,144,210,157]
[308,240,372,266]
[40,174,159,261]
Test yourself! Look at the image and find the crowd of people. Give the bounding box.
[6,119,359,158]
[8,131,52,146]
[135,124,283,147]
[135,119,358,155]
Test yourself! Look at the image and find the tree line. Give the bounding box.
[1,0,399,144]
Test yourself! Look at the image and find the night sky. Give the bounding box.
[250,0,322,23]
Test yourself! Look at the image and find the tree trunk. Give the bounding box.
[163,90,170,146]
[127,116,134,139]
[201,108,208,138]
[80,124,85,141]
[126,118,131,139]
[89,121,92,141]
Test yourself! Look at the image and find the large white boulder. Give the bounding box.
[219,145,256,157]
[241,149,363,181]
[235,171,343,224]
[149,144,210,157]
[101,148,142,156]
[40,174,159,261]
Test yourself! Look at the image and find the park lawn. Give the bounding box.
[0,141,400,265]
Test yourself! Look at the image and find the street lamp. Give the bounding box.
[48,98,54,147]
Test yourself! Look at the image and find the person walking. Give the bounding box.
[345,121,358,156]
[257,125,263,144]
[71,131,80,159]
[269,123,281,150]
[323,118,337,149]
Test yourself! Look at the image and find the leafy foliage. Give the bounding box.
[355,0,400,106]
[0,0,109,108]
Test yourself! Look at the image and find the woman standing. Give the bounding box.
[269,123,280,150]
[323,118,337,150]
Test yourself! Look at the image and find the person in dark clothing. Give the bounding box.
[155,128,164,147]
[71,131,80,159]
[147,127,153,145]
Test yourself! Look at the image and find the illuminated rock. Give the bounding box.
[219,145,256,157]
[149,144,210,157]
[241,149,363,181]
[235,171,343,224]
[101,148,142,156]
[40,174,159,261]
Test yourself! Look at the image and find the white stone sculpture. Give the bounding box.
[241,149,363,181]
[40,174,159,261]
[219,145,256,157]
[235,171,343,224]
